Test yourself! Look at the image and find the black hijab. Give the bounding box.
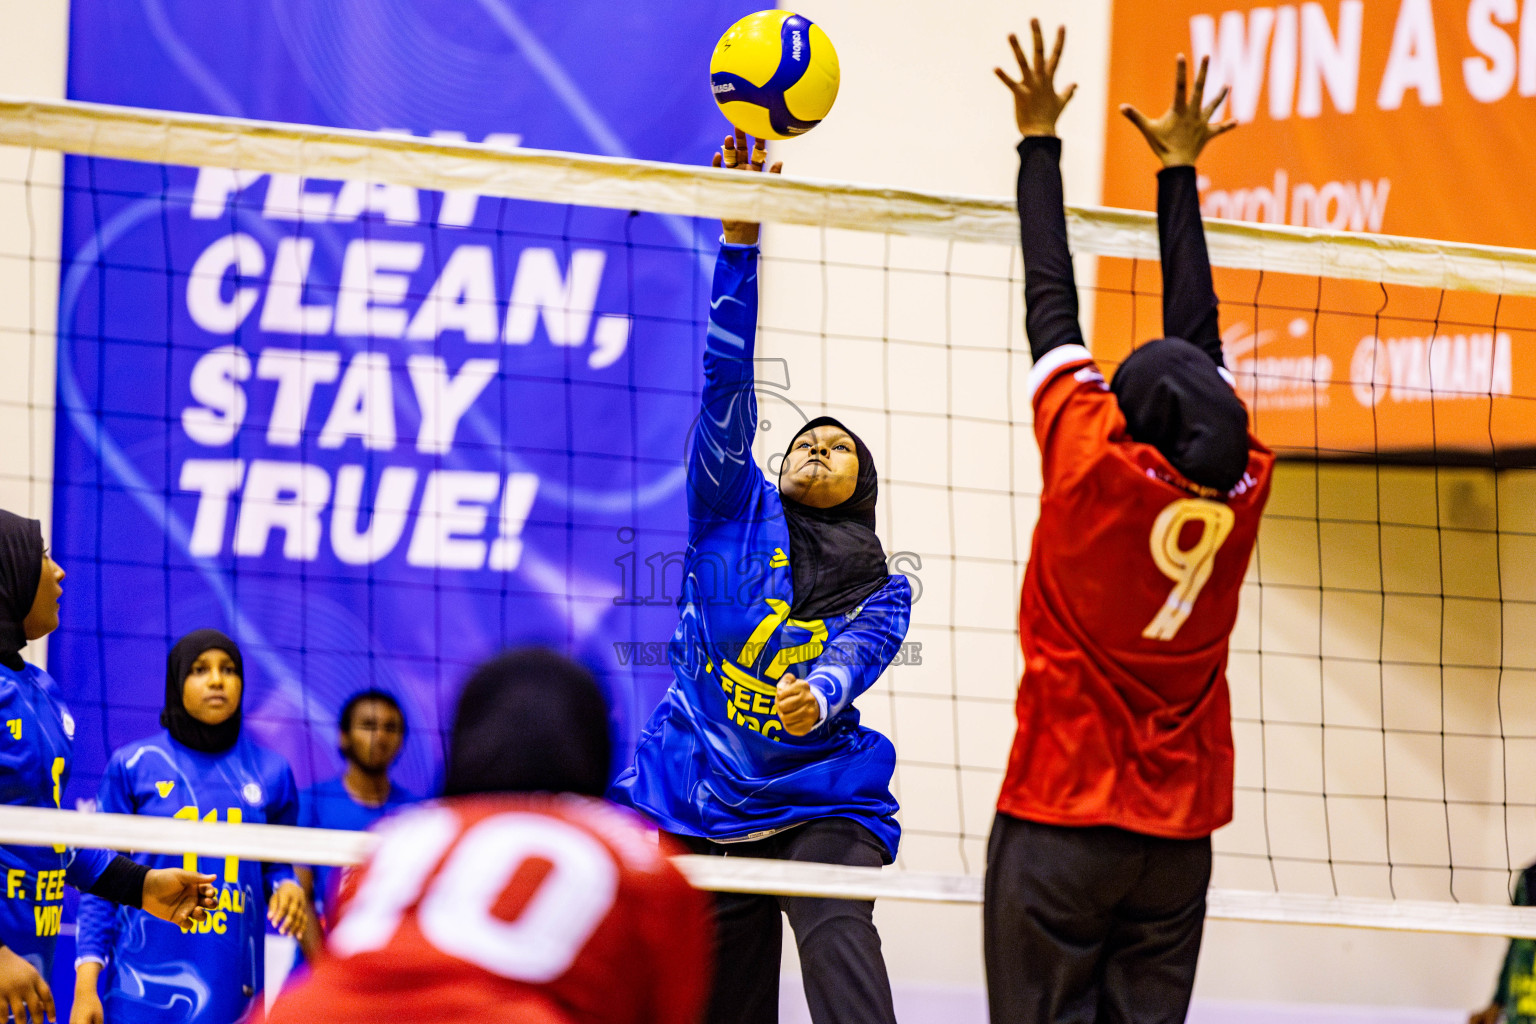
[0,511,43,673]
[445,648,611,798]
[1110,338,1251,493]
[161,629,244,753]
[779,416,890,620]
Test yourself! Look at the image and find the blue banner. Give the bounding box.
[54,1,756,817]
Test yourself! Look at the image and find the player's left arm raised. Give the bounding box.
[1122,54,1236,366]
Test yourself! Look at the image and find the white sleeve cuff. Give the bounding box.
[75,956,107,969]
[719,237,760,251]
[1218,366,1236,388]
[1026,344,1095,404]
[810,685,829,727]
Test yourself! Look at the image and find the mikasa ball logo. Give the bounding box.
[790,30,802,60]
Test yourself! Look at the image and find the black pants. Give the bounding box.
[984,813,1212,1024]
[675,818,897,1024]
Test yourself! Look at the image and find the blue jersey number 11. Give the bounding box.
[173,806,242,882]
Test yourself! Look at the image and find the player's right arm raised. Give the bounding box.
[995,19,1083,365]
[687,130,782,524]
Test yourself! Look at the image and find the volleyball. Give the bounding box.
[709,11,840,140]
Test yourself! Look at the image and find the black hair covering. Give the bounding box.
[445,648,611,798]
[161,629,244,753]
[0,510,43,672]
[779,416,890,620]
[1110,338,1252,493]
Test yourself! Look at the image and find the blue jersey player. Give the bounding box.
[0,510,216,1024]
[295,689,415,960]
[610,130,912,1024]
[73,630,307,1024]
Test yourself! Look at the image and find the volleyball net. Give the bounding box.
[2,96,1536,938]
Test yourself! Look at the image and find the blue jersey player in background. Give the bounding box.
[295,689,416,961]
[0,509,216,1024]
[611,130,912,1024]
[72,630,307,1024]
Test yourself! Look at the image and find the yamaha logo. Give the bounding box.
[242,782,262,805]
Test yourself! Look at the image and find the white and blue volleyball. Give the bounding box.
[710,11,840,140]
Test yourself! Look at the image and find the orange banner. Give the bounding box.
[1099,0,1536,460]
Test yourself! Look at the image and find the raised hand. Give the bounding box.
[1120,54,1237,167]
[995,20,1077,138]
[712,128,783,247]
[774,673,821,737]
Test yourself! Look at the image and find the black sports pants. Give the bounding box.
[674,817,897,1024]
[984,813,1212,1024]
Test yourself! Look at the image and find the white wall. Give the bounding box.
[0,0,69,671]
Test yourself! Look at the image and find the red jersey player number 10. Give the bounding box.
[1142,498,1235,642]
[330,805,619,983]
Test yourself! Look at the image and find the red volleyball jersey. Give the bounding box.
[270,794,711,1024]
[998,345,1275,839]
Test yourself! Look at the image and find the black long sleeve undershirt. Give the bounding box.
[1017,138,1226,370]
[87,854,148,908]
[1017,136,1084,364]
[1156,165,1224,367]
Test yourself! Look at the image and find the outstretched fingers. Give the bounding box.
[1119,103,1160,153]
[1202,84,1231,124]
[1047,24,1066,78]
[1172,53,1188,112]
[718,130,766,171]
[1032,19,1048,78]
[1007,32,1033,88]
[1190,54,1210,111]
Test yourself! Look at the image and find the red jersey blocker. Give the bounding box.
[1000,343,1274,838]
[270,794,711,1024]
[984,121,1273,1024]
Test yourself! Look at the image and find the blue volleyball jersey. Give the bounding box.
[298,777,416,917]
[0,660,113,975]
[76,730,299,1024]
[610,243,912,858]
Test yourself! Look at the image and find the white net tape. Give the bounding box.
[5,97,1536,938]
[3,807,1536,938]
[3,96,1536,295]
